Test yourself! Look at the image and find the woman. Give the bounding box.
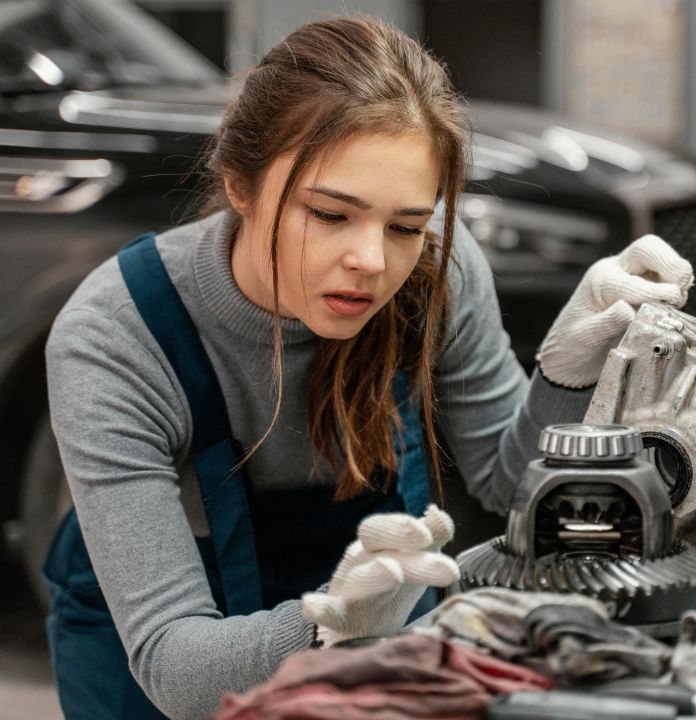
[43,14,692,720]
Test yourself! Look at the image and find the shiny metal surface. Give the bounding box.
[538,424,643,463]
[458,422,696,637]
[585,303,696,532]
[458,538,696,634]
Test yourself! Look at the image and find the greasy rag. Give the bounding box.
[214,633,553,720]
[420,588,609,660]
[420,588,671,684]
[671,609,696,690]
[524,604,672,683]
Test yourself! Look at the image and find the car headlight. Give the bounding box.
[460,194,610,275]
[0,156,124,213]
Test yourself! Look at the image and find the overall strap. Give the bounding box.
[392,371,430,517]
[118,233,263,614]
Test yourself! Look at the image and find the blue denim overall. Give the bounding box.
[43,233,436,720]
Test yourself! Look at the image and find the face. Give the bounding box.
[228,131,440,339]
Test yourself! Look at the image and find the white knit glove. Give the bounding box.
[302,505,459,646]
[537,234,693,388]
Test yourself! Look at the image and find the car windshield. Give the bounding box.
[0,0,221,93]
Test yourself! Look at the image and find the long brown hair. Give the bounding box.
[204,16,470,500]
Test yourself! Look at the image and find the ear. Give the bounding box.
[224,175,251,216]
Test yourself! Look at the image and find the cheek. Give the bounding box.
[279,213,335,284]
[388,242,425,288]
[275,214,320,299]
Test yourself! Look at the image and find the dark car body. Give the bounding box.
[3,0,696,593]
[464,102,696,361]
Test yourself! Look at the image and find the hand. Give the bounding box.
[302,505,459,646]
[537,234,693,388]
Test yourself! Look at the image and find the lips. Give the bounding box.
[323,292,374,317]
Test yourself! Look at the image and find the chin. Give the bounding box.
[305,317,368,341]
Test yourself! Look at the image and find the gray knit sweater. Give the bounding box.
[46,209,593,719]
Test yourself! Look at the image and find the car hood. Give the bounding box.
[469,100,696,199]
[5,84,676,161]
[8,81,234,136]
[467,101,696,228]
[7,87,696,217]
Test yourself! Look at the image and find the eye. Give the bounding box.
[306,206,346,224]
[391,224,425,237]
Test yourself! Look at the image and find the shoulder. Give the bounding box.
[58,216,213,323]
[49,214,219,347]
[45,218,214,425]
[426,200,496,308]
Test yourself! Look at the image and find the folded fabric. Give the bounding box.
[671,609,696,691]
[524,604,672,683]
[214,633,553,720]
[419,588,608,660]
[418,588,672,685]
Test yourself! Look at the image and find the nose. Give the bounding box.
[341,228,386,276]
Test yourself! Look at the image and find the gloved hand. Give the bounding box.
[302,505,459,647]
[537,234,694,388]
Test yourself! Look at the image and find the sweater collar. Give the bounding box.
[193,211,316,346]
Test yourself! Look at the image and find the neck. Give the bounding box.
[230,222,279,315]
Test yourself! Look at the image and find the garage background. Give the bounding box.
[137,0,694,153]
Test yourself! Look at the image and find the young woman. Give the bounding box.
[43,14,693,720]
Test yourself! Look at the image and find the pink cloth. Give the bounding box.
[214,634,554,720]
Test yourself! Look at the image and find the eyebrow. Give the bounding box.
[305,186,434,217]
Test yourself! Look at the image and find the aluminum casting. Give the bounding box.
[585,302,696,537]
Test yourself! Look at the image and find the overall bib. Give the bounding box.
[43,233,436,720]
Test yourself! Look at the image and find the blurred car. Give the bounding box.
[2,0,696,601]
[463,103,696,362]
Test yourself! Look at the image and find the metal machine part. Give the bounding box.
[457,424,696,637]
[584,302,696,536]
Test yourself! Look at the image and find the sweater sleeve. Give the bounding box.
[46,305,315,720]
[433,217,595,514]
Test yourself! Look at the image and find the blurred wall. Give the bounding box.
[227,0,422,71]
[138,0,422,71]
[138,0,229,67]
[423,0,542,105]
[543,0,687,149]
[138,0,695,153]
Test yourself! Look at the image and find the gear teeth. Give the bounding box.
[508,556,525,590]
[493,555,510,589]
[522,558,549,592]
[575,562,605,595]
[563,562,589,594]
[494,554,515,588]
[458,540,496,587]
[616,560,655,594]
[604,563,639,598]
[590,561,625,595]
[635,559,678,591]
[457,536,696,634]
[478,546,504,586]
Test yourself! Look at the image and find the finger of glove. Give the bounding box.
[396,550,461,587]
[619,235,694,291]
[596,270,685,308]
[341,556,404,602]
[537,299,636,389]
[359,513,433,553]
[328,540,370,594]
[421,504,455,550]
[302,592,348,630]
[567,299,636,347]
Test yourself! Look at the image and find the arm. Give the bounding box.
[432,218,594,515]
[46,304,314,720]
